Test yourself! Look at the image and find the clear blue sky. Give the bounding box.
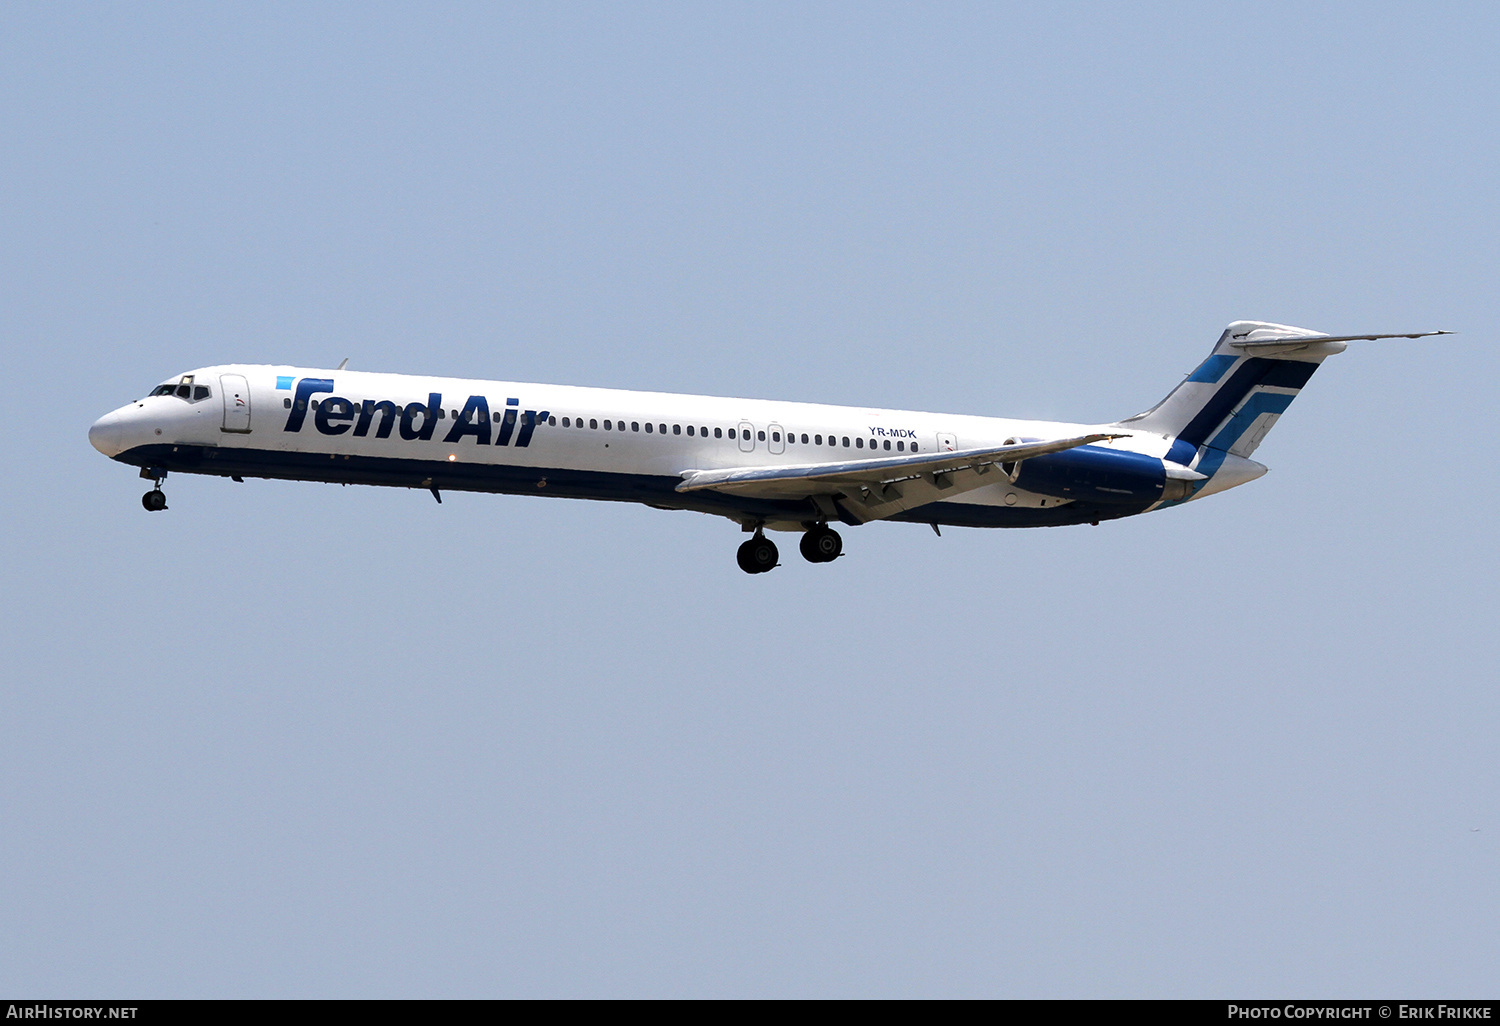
[3,1,1496,997]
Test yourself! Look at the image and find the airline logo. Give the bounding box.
[280,378,547,447]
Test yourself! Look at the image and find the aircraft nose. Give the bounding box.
[89,410,123,457]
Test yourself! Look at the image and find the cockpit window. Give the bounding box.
[149,376,212,402]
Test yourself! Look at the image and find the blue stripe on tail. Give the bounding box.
[1187,354,1238,384]
[1191,391,1298,481]
[1175,357,1318,449]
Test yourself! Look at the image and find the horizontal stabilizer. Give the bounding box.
[1120,321,1451,468]
[1230,329,1451,356]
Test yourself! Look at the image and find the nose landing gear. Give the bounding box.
[140,468,168,512]
[799,525,843,563]
[736,533,780,574]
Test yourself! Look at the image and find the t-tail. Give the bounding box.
[1117,320,1449,503]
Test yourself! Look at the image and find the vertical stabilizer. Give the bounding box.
[1116,320,1348,491]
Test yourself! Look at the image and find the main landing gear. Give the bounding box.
[736,534,779,574]
[140,468,167,512]
[735,525,844,574]
[799,525,842,564]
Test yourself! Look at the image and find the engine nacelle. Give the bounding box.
[1008,445,1179,505]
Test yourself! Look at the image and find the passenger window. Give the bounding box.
[856,438,864,448]
[714,427,722,438]
[728,428,735,439]
[757,430,765,442]
[801,433,808,444]
[673,424,681,435]
[659,424,666,434]
[911,443,918,452]
[897,440,904,451]
[562,417,570,427]
[548,416,556,426]
[283,397,292,409]
[842,437,850,447]
[700,427,707,437]
[437,409,445,418]
[686,425,694,436]
[884,440,891,450]
[311,399,320,410]
[815,434,822,445]
[632,422,639,432]
[604,420,612,430]
[590,419,598,429]
[645,423,653,433]
[771,431,780,442]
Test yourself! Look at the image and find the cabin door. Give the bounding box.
[220,374,252,433]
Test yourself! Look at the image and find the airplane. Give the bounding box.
[88,320,1446,573]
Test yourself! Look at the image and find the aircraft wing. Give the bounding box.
[676,432,1125,523]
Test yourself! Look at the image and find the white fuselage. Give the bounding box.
[91,364,1207,530]
[94,321,1407,568]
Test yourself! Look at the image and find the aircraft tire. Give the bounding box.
[800,527,842,563]
[142,489,167,512]
[737,537,778,574]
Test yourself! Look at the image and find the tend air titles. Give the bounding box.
[282,379,547,448]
